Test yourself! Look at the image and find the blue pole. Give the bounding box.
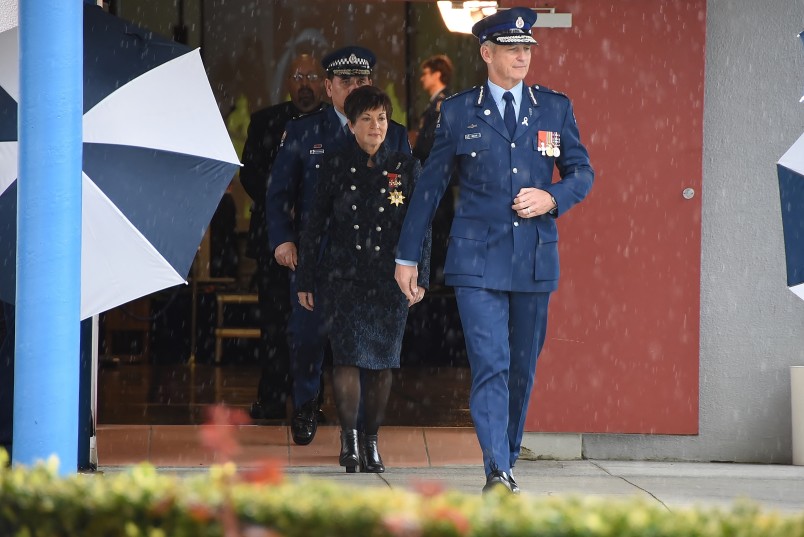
[14,1,83,473]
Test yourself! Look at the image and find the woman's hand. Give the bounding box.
[297,291,314,311]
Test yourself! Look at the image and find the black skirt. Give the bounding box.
[319,277,408,369]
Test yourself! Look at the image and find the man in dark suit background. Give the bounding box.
[395,8,594,494]
[413,54,455,288]
[267,46,411,445]
[241,53,326,420]
[412,54,453,163]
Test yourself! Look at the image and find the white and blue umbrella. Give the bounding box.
[0,5,240,319]
[776,30,804,301]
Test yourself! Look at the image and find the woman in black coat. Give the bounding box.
[296,86,431,473]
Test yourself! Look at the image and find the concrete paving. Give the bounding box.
[101,460,804,514]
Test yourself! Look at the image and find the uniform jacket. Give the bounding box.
[266,106,411,251]
[297,141,431,292]
[397,83,594,293]
[412,87,450,163]
[240,101,327,259]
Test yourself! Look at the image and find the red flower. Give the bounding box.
[241,458,286,485]
[187,502,215,523]
[199,405,251,461]
[431,506,471,535]
[410,479,445,497]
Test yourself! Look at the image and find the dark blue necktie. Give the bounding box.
[503,91,516,138]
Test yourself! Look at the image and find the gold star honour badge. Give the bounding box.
[388,190,405,206]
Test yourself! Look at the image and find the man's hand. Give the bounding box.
[511,187,556,218]
[395,264,420,306]
[411,287,426,308]
[297,291,314,311]
[275,242,298,270]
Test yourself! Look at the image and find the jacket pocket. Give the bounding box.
[456,136,493,183]
[444,218,489,277]
[534,221,559,281]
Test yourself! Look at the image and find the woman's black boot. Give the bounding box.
[339,429,360,473]
[360,434,385,473]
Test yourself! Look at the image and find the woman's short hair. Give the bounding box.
[344,85,393,123]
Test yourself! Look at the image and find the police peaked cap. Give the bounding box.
[471,7,538,45]
[322,46,376,76]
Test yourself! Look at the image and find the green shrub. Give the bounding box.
[1,450,803,537]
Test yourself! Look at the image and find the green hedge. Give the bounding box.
[1,451,803,537]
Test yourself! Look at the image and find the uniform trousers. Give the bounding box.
[287,271,327,406]
[254,250,291,407]
[454,287,550,476]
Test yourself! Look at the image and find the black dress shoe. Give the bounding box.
[482,470,514,494]
[339,428,360,473]
[291,398,319,445]
[359,434,385,473]
[508,469,521,495]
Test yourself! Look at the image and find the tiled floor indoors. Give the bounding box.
[96,425,483,468]
[97,363,479,468]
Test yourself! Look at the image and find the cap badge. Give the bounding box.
[348,53,358,63]
[515,16,524,29]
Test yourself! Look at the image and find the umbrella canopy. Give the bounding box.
[778,30,804,300]
[800,30,804,103]
[778,132,804,300]
[0,5,240,319]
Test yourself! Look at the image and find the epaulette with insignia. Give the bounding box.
[444,85,479,102]
[295,106,328,121]
[531,84,569,99]
[294,110,317,120]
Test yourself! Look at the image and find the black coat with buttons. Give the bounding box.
[297,140,431,293]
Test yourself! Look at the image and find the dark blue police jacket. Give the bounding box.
[267,106,411,251]
[397,83,594,293]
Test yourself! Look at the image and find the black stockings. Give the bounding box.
[333,366,392,435]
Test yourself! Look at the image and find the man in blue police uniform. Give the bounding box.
[241,54,327,421]
[395,7,594,494]
[267,46,411,445]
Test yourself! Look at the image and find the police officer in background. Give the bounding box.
[241,53,326,420]
[267,46,411,445]
[395,8,594,494]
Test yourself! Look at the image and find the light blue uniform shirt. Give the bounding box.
[486,79,524,123]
